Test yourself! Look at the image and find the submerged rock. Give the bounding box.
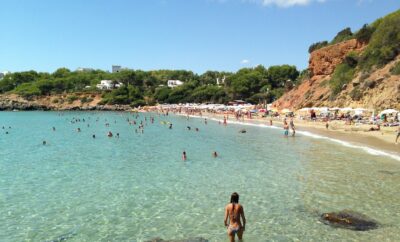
[147,237,208,242]
[378,170,397,175]
[320,210,378,231]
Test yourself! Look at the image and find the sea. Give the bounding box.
[1,111,400,242]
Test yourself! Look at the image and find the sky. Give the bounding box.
[0,0,399,74]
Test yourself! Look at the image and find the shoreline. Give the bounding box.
[179,112,400,161]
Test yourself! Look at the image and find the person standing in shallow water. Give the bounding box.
[224,192,246,242]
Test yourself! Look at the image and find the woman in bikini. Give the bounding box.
[224,192,246,242]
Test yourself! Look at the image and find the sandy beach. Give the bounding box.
[177,111,400,157]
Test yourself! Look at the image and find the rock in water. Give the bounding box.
[147,237,208,242]
[320,210,378,231]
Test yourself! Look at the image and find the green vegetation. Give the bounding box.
[358,10,400,69]
[390,62,400,75]
[0,65,299,106]
[331,27,353,45]
[308,41,329,53]
[329,63,356,96]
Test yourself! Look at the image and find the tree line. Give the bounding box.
[0,65,301,107]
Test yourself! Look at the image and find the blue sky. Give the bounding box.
[0,0,398,74]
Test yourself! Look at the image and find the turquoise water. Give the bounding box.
[1,111,400,241]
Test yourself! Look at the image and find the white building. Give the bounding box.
[216,76,226,86]
[112,65,122,73]
[0,71,10,80]
[77,67,94,72]
[96,80,122,90]
[167,80,184,88]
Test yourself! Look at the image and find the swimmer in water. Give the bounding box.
[182,151,187,161]
[77,128,81,132]
[205,118,208,125]
[107,131,113,137]
[52,127,56,131]
[169,123,173,129]
[289,117,295,137]
[92,134,96,139]
[283,121,289,137]
[187,126,191,130]
[224,192,246,242]
[116,133,120,138]
[213,151,218,158]
[42,140,47,145]
[195,128,199,132]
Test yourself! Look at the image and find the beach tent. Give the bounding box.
[379,109,398,116]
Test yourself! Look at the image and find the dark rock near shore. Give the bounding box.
[320,210,378,231]
[0,99,132,111]
[146,237,208,242]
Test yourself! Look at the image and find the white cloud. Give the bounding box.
[241,59,250,64]
[246,0,326,7]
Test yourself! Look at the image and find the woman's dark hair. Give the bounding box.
[230,192,239,214]
[230,192,239,204]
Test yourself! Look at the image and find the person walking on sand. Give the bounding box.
[224,192,246,242]
[396,126,400,144]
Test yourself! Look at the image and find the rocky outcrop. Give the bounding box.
[309,39,365,78]
[273,39,400,110]
[320,210,378,231]
[0,94,133,111]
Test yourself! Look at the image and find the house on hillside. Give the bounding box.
[0,71,10,80]
[96,80,122,90]
[167,80,184,88]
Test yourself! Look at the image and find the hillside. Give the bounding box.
[273,9,400,111]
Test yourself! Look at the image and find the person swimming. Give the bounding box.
[42,140,47,145]
[224,192,246,242]
[107,131,113,137]
[116,133,120,138]
[213,151,218,158]
[182,151,187,161]
[52,127,56,131]
[92,134,96,139]
[77,128,81,132]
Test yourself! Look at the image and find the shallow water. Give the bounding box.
[1,111,400,241]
